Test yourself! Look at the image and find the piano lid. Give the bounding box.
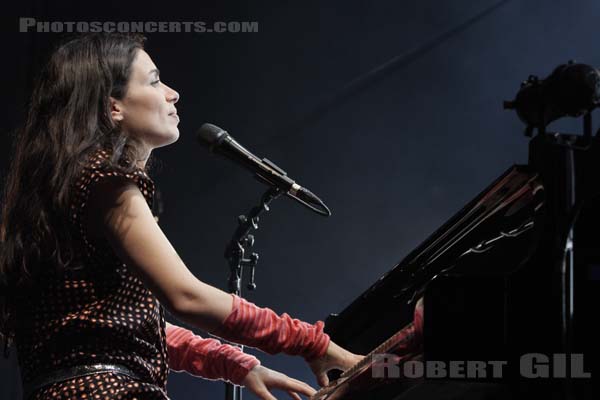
[325,165,544,349]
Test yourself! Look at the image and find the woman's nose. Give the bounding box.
[165,84,180,103]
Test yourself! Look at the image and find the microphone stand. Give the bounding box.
[224,186,282,400]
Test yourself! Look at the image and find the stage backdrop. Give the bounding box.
[1,1,599,399]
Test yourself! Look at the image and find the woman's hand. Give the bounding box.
[242,364,317,400]
[308,341,364,387]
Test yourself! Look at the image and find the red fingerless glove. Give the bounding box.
[392,298,424,357]
[213,294,330,361]
[413,298,424,342]
[166,324,260,385]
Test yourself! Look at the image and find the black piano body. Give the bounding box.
[324,133,600,399]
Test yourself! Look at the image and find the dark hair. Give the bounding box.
[0,33,148,352]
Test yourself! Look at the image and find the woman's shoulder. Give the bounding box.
[73,149,154,199]
[71,149,156,226]
[81,148,151,180]
[69,148,157,250]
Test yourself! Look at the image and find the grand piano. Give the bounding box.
[318,131,600,399]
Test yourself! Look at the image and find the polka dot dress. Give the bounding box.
[14,149,170,399]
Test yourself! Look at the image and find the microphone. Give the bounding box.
[504,61,600,135]
[197,123,331,216]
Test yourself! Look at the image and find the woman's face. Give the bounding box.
[111,49,180,153]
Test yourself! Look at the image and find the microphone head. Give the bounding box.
[197,123,229,151]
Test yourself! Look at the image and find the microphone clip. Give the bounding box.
[225,187,282,295]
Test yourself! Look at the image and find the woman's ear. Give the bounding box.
[109,97,124,123]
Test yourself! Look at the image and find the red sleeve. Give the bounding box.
[213,294,330,361]
[166,324,260,385]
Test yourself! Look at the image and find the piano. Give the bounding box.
[317,132,600,399]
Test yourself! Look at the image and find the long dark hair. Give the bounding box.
[0,33,148,352]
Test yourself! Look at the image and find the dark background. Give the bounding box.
[1,1,599,399]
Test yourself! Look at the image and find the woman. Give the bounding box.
[0,33,361,399]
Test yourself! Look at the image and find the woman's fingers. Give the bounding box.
[255,388,278,400]
[316,371,329,387]
[307,341,365,388]
[271,374,316,397]
[246,365,317,399]
[287,391,302,400]
[347,353,364,369]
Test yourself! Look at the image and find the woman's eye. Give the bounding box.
[151,80,161,86]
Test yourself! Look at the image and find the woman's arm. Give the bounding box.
[88,177,234,331]
[88,177,362,384]
[165,321,316,398]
